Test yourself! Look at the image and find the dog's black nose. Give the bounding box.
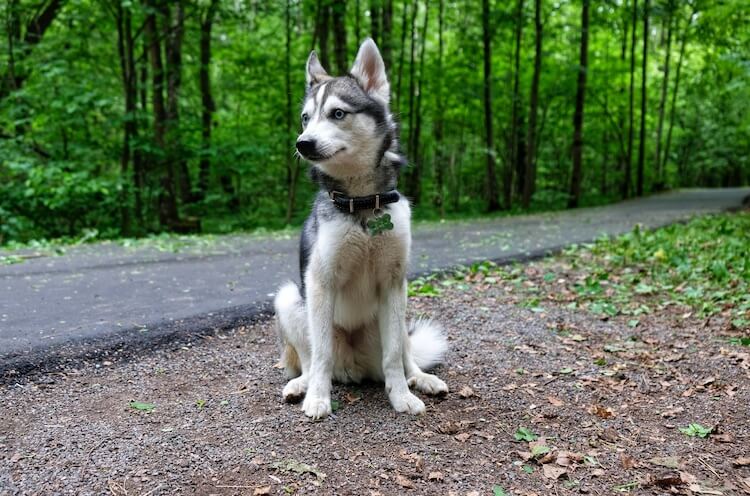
[296,139,317,157]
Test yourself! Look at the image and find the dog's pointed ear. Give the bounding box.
[350,38,390,104]
[306,51,330,86]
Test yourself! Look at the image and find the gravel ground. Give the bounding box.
[2,275,749,495]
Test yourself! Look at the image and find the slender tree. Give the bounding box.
[331,0,348,75]
[381,0,394,71]
[654,3,673,187]
[624,0,638,198]
[522,0,543,208]
[198,0,219,200]
[482,0,500,211]
[433,0,446,216]
[370,0,381,45]
[508,0,525,207]
[663,8,694,182]
[636,0,650,197]
[407,0,430,204]
[568,0,590,208]
[285,0,302,223]
[395,1,409,113]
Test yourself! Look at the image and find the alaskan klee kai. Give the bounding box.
[274,38,448,419]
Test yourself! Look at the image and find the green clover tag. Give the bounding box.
[367,213,394,236]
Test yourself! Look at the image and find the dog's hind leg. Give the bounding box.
[274,282,311,402]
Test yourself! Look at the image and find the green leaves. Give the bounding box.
[514,427,538,442]
[129,401,155,412]
[679,423,712,438]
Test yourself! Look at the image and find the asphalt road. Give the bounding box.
[1,188,748,379]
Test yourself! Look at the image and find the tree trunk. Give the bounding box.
[381,0,393,71]
[654,7,672,188]
[433,0,445,216]
[115,2,132,236]
[407,0,430,205]
[145,2,179,228]
[355,0,361,44]
[509,0,525,207]
[395,1,409,114]
[636,0,649,197]
[568,0,590,209]
[319,2,331,70]
[198,0,218,200]
[406,0,417,167]
[522,0,542,208]
[331,0,348,75]
[165,2,190,205]
[663,10,691,179]
[624,0,637,199]
[285,0,301,223]
[482,0,500,212]
[370,0,381,45]
[617,0,629,195]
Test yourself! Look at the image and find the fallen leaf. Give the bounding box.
[591,468,605,477]
[680,472,698,484]
[129,401,155,412]
[428,471,444,481]
[556,451,584,467]
[734,458,750,467]
[645,473,684,488]
[454,432,471,442]
[395,474,414,489]
[10,453,22,463]
[620,453,638,470]
[542,464,567,480]
[253,486,272,495]
[516,451,533,462]
[589,404,616,419]
[547,396,564,407]
[271,459,326,480]
[344,391,361,404]
[458,386,475,398]
[713,433,734,443]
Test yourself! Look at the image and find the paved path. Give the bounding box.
[1,188,748,378]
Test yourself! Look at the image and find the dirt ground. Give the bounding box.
[2,269,749,495]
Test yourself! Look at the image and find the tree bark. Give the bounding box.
[331,0,348,75]
[285,0,301,223]
[381,0,393,71]
[522,0,542,208]
[482,0,500,212]
[654,7,672,188]
[508,0,525,207]
[617,0,629,195]
[395,1,409,114]
[407,0,430,205]
[663,10,692,181]
[624,0,637,199]
[433,0,445,216]
[636,0,649,197]
[165,2,190,204]
[145,1,179,228]
[568,0,590,209]
[370,0,381,45]
[198,0,218,200]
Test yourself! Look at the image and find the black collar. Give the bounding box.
[329,190,400,213]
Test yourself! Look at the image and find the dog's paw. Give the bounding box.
[282,376,308,403]
[389,391,426,415]
[408,373,448,396]
[302,394,332,419]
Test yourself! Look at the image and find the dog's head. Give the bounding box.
[296,39,400,182]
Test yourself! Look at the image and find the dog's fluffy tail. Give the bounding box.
[408,318,448,371]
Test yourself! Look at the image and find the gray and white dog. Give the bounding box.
[273,38,448,419]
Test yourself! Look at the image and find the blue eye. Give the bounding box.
[333,109,346,120]
[301,113,309,125]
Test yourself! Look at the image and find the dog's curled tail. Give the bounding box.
[408,318,448,371]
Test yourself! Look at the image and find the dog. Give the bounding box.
[273,38,448,419]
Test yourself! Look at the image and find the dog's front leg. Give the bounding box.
[379,280,426,415]
[302,278,335,419]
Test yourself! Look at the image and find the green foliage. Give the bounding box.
[0,0,748,245]
[679,423,712,438]
[514,427,538,442]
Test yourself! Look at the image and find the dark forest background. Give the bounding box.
[1,0,748,245]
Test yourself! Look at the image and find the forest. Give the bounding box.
[1,0,748,244]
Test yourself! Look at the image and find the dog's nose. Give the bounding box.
[296,139,317,157]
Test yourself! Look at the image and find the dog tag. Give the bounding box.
[367,212,394,236]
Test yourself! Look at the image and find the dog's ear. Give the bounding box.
[306,51,330,87]
[350,38,390,105]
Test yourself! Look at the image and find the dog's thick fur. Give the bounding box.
[273,39,448,419]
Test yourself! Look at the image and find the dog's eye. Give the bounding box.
[332,109,347,120]
[301,113,309,125]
